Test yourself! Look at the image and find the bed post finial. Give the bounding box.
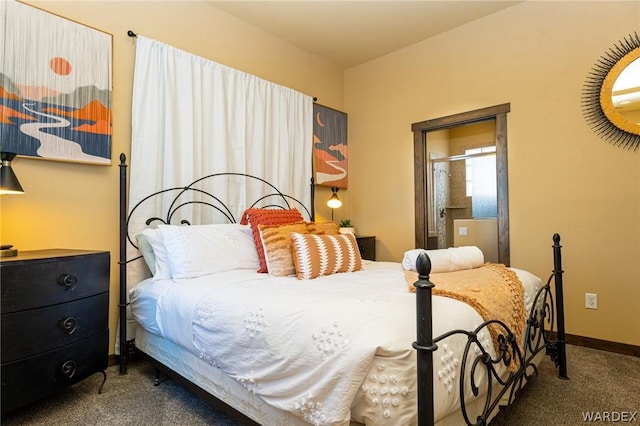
[413,251,436,425]
[416,251,432,277]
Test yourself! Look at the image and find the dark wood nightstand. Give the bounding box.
[356,236,376,261]
[1,249,110,415]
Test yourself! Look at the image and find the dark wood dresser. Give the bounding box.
[1,249,110,415]
[355,236,376,261]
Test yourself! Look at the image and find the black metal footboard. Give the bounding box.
[413,234,568,425]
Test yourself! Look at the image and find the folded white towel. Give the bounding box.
[402,246,484,273]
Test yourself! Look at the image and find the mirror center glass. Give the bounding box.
[612,56,640,125]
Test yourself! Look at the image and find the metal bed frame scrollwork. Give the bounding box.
[413,234,568,425]
[118,153,568,425]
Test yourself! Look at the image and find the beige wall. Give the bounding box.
[345,1,640,346]
[2,1,638,352]
[1,0,344,354]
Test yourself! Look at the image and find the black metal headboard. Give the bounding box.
[120,154,313,250]
[118,152,313,373]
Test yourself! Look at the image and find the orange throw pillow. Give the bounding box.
[305,221,339,235]
[240,208,304,273]
[291,232,363,280]
[259,222,308,276]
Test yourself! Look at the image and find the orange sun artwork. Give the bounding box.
[2,1,113,164]
[50,57,72,76]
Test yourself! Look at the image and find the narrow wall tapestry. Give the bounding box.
[0,1,112,164]
[313,103,348,188]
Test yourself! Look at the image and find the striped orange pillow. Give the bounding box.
[240,208,304,273]
[291,232,363,280]
[259,221,308,276]
[305,221,339,235]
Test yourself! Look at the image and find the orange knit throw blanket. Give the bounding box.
[406,263,526,368]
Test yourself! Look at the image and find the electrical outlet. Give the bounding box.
[459,227,468,236]
[585,293,598,310]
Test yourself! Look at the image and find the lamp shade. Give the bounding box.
[0,152,25,195]
[327,187,342,209]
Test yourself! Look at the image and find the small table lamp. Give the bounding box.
[1,152,25,257]
[327,186,342,221]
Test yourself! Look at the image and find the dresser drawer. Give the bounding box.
[1,251,109,313]
[1,292,109,362]
[1,330,108,414]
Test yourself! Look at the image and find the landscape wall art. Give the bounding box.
[0,1,112,165]
[313,103,348,188]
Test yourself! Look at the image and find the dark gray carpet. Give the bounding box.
[491,344,639,425]
[2,344,638,425]
[1,360,239,426]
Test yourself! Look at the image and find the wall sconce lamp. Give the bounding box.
[1,152,25,195]
[1,152,25,258]
[326,187,342,221]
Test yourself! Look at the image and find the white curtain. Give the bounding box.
[120,36,313,351]
[130,36,313,223]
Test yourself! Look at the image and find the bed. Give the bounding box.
[117,154,568,425]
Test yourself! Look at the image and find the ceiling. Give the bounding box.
[207,1,521,69]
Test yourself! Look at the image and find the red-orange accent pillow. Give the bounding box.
[240,208,304,272]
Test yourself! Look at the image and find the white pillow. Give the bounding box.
[135,233,156,275]
[158,224,260,279]
[139,227,173,280]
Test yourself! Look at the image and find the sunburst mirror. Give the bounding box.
[582,32,640,150]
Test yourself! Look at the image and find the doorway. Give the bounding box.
[412,103,510,265]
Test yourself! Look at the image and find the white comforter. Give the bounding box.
[130,261,541,425]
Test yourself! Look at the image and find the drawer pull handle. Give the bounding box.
[60,317,79,335]
[61,360,77,379]
[58,274,78,291]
